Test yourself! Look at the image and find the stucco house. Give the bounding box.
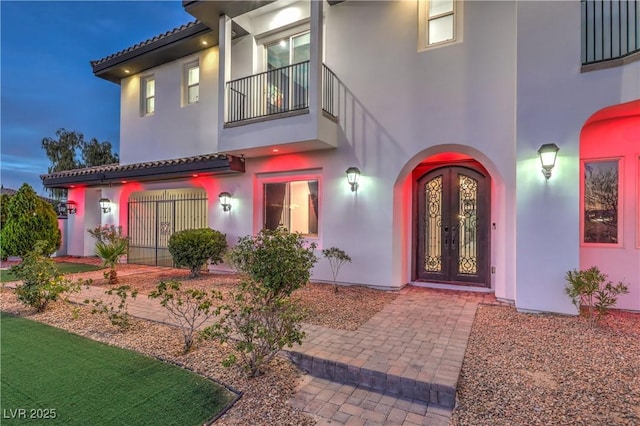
[41,0,640,314]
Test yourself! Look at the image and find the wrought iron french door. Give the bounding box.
[128,189,207,267]
[415,165,490,286]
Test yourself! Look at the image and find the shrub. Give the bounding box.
[0,183,61,257]
[88,225,128,285]
[149,280,221,352]
[322,247,352,293]
[565,266,629,327]
[168,228,227,278]
[203,228,317,377]
[86,285,138,330]
[10,241,80,312]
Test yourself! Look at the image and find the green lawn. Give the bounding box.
[0,313,236,425]
[0,262,102,283]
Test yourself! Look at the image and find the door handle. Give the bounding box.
[451,226,457,249]
[443,227,449,249]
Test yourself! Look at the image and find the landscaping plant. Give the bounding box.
[202,227,317,377]
[88,224,128,284]
[10,241,80,312]
[565,266,629,327]
[0,183,61,258]
[322,246,352,293]
[168,228,227,278]
[149,280,221,352]
[86,285,138,330]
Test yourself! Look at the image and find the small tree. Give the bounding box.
[322,247,352,293]
[10,241,80,312]
[149,280,221,352]
[203,227,317,377]
[168,228,227,278]
[0,184,61,257]
[88,225,128,284]
[565,266,629,327]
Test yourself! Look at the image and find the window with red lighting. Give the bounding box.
[583,159,620,244]
[264,179,318,236]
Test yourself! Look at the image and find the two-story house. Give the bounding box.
[42,0,640,314]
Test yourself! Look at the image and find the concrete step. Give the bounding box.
[287,350,456,408]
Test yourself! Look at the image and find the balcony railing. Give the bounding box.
[582,0,640,65]
[226,61,339,124]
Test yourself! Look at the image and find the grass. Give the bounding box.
[0,312,236,425]
[0,262,101,283]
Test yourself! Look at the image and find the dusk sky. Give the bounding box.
[1,1,196,196]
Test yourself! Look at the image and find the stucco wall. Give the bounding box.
[119,48,220,165]
[515,0,639,314]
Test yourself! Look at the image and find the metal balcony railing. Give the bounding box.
[582,0,640,65]
[226,62,339,124]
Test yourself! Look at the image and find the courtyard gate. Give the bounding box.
[128,189,208,266]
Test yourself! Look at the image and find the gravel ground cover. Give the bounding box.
[451,304,640,426]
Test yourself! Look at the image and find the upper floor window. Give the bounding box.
[265,31,310,70]
[418,0,463,51]
[264,178,318,237]
[141,76,155,116]
[184,62,199,105]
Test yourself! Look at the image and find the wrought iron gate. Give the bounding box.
[128,189,208,266]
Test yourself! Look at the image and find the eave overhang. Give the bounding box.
[41,154,245,189]
[91,21,217,84]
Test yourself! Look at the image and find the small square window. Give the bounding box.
[141,76,155,116]
[184,62,199,105]
[264,179,318,236]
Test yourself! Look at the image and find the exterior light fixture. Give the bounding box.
[537,143,560,180]
[66,200,77,215]
[99,198,111,213]
[346,167,361,192]
[218,192,232,212]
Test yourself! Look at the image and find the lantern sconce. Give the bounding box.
[66,200,77,215]
[346,167,361,192]
[218,192,232,212]
[537,143,560,180]
[99,198,111,213]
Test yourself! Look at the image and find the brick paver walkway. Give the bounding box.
[5,265,497,425]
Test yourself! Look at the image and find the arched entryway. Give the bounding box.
[413,159,491,287]
[580,99,640,311]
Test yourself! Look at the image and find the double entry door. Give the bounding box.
[415,164,490,286]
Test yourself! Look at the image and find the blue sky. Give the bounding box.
[1,1,195,196]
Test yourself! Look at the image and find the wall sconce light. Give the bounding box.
[66,200,77,215]
[537,143,560,180]
[346,167,361,192]
[99,198,111,213]
[218,192,232,212]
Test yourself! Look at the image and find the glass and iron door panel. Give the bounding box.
[265,32,310,113]
[416,166,489,285]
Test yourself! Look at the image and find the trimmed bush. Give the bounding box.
[0,183,61,257]
[168,228,227,278]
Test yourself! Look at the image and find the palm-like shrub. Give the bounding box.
[88,225,128,284]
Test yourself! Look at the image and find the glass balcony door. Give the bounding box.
[266,32,310,113]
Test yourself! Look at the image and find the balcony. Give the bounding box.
[225,61,338,124]
[582,0,640,71]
